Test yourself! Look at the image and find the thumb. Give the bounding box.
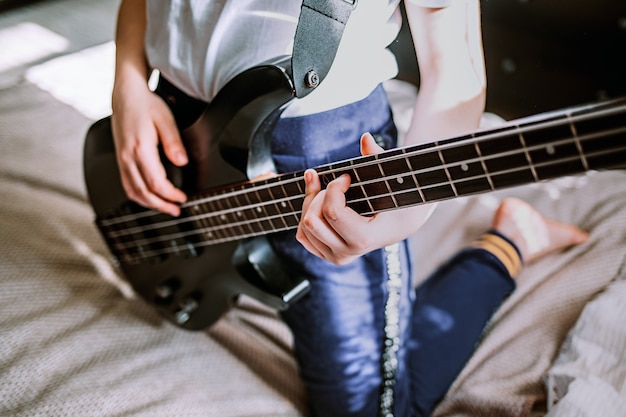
[360,132,386,156]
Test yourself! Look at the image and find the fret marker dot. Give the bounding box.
[256,207,262,213]
[206,231,213,238]
[237,211,242,217]
[281,202,287,208]
[546,145,555,155]
[461,163,469,172]
[220,214,226,221]
[396,177,404,184]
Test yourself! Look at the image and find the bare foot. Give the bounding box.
[492,198,589,264]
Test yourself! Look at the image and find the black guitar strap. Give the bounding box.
[291,0,358,98]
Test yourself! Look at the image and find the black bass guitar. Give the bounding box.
[84,57,626,330]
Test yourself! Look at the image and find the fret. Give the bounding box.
[317,165,339,187]
[414,166,449,187]
[266,185,290,229]
[221,195,248,237]
[257,217,275,233]
[580,130,624,154]
[447,160,486,181]
[380,156,420,195]
[574,111,624,137]
[282,176,304,199]
[244,209,264,234]
[197,202,215,232]
[407,148,441,170]
[247,185,281,231]
[517,129,540,182]
[287,193,304,215]
[214,198,240,240]
[346,199,371,214]
[277,182,300,227]
[246,184,263,206]
[393,189,425,208]
[586,146,626,171]
[439,141,479,163]
[521,122,584,180]
[281,211,300,228]
[477,132,523,156]
[255,185,276,215]
[201,199,219,228]
[350,159,375,213]
[484,151,529,173]
[239,185,265,234]
[345,180,367,202]
[401,148,427,205]
[421,184,456,202]
[582,131,626,170]
[231,191,256,235]
[368,193,397,212]
[522,122,572,146]
[212,220,231,241]
[478,131,528,180]
[437,147,459,197]
[528,141,580,165]
[490,168,536,189]
[567,115,589,171]
[473,141,495,191]
[454,177,493,196]
[438,139,480,185]
[535,157,585,181]
[361,179,394,205]
[265,208,284,230]
[355,162,384,182]
[375,158,400,209]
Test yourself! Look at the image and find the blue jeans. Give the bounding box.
[268,85,516,417]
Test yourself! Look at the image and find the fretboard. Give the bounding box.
[101,97,626,263]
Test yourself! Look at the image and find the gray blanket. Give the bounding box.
[1,50,625,417]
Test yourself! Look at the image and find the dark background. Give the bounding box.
[393,0,626,120]
[4,0,626,121]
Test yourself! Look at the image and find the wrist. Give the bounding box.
[112,65,152,112]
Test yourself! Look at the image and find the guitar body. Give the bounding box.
[84,59,310,330]
[84,52,626,331]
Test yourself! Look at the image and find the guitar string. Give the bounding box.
[99,100,626,228]
[109,133,626,255]
[109,141,624,256]
[106,125,626,243]
[108,134,626,263]
[102,123,626,245]
[97,103,626,262]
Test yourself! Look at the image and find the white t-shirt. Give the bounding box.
[145,0,450,116]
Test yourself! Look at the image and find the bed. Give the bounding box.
[1,1,626,416]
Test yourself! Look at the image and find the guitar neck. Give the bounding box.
[102,97,626,263]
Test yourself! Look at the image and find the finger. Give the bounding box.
[117,158,179,216]
[360,132,386,156]
[320,174,373,250]
[297,170,346,257]
[133,143,187,213]
[299,169,321,219]
[296,227,329,261]
[157,111,188,167]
